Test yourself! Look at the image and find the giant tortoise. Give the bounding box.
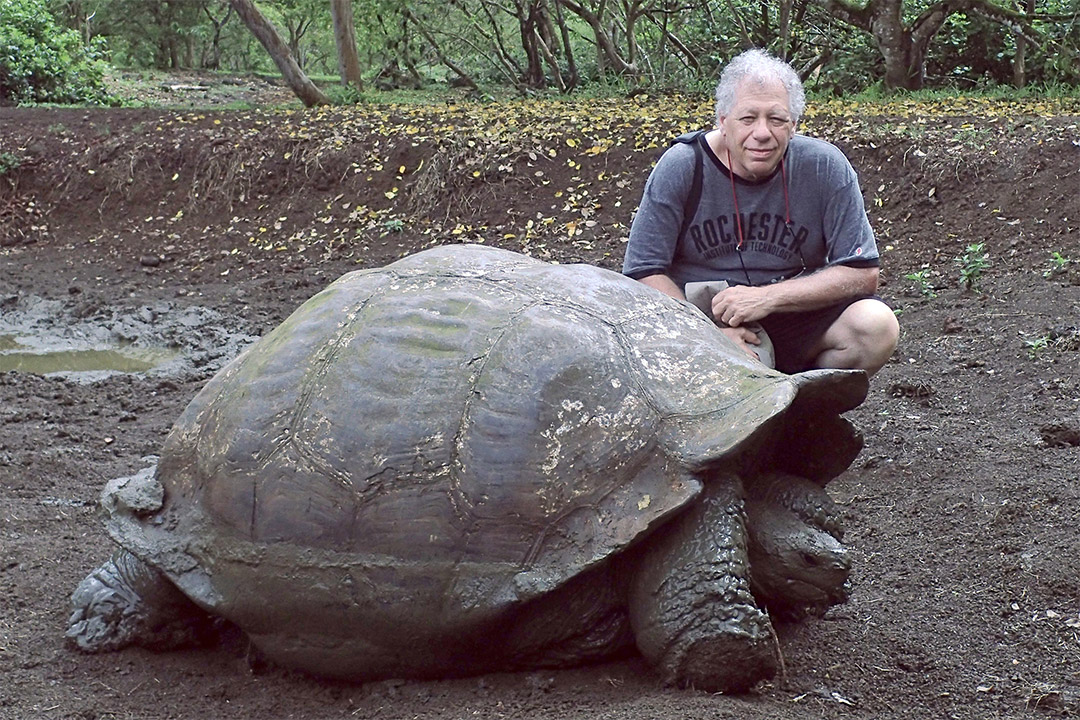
[67,244,867,692]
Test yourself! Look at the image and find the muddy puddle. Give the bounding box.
[0,334,180,374]
[0,294,256,382]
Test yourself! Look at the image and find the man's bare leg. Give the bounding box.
[812,298,899,376]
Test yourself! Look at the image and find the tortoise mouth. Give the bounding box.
[756,575,851,619]
[782,572,850,604]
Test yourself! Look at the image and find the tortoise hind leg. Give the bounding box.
[66,548,213,652]
[627,472,777,693]
[504,562,636,669]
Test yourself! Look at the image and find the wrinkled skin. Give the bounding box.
[67,548,216,652]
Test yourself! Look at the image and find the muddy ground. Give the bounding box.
[1,82,1079,719]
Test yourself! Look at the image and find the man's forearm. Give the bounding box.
[763,264,879,313]
[638,273,686,301]
[710,264,879,327]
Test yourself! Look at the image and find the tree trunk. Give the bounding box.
[203,2,233,70]
[402,4,479,91]
[552,0,578,87]
[1013,0,1034,87]
[519,2,547,88]
[283,16,313,70]
[778,0,793,59]
[875,31,923,89]
[557,0,638,75]
[228,0,330,107]
[817,0,1030,91]
[330,0,364,89]
[819,0,924,90]
[470,0,526,82]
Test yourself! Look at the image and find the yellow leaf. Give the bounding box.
[566,138,577,147]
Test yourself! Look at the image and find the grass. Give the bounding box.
[19,65,1080,114]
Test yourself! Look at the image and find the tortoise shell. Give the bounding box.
[102,244,866,676]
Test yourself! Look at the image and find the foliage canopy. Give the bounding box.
[0,0,114,104]
[3,0,1078,106]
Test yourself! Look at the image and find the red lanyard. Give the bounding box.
[726,149,790,250]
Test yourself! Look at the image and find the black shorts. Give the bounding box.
[758,296,887,374]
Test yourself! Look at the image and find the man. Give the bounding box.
[622,48,899,376]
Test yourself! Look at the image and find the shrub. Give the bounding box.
[0,0,115,105]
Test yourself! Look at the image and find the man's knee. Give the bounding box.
[818,299,899,375]
[850,299,899,351]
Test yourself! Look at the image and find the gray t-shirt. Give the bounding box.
[623,132,879,289]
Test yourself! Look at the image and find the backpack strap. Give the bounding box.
[672,131,706,243]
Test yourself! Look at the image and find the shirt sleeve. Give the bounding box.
[622,142,696,280]
[822,161,879,269]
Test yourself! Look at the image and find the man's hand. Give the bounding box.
[711,284,774,327]
[711,265,880,326]
[719,325,763,361]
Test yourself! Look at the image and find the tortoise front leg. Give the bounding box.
[627,472,777,693]
[66,548,212,652]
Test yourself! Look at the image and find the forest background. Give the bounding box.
[1,0,1078,109]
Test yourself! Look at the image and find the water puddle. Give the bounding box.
[0,334,179,375]
[0,294,257,382]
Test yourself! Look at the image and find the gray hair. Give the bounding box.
[714,48,806,126]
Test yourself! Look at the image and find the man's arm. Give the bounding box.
[711,265,879,328]
[638,271,767,361]
[637,273,686,301]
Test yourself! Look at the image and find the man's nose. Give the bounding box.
[751,117,772,138]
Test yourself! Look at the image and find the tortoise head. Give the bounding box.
[745,498,851,620]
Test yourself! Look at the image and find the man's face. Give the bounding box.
[718,79,796,180]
